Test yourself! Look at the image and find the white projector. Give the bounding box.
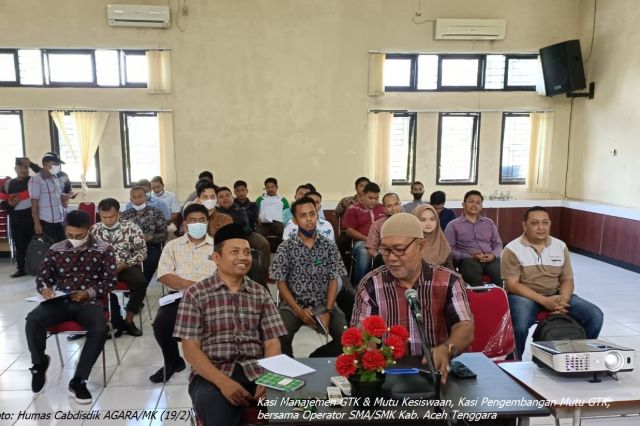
[531,339,634,375]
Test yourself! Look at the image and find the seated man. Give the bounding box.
[174,224,287,426]
[342,182,386,285]
[150,175,181,227]
[122,186,168,284]
[282,184,311,225]
[150,203,218,383]
[270,197,347,358]
[402,181,427,214]
[26,210,116,403]
[352,213,474,383]
[283,191,335,241]
[187,181,233,237]
[444,190,503,286]
[91,198,147,337]
[334,176,370,222]
[232,180,259,231]
[255,177,289,246]
[183,171,214,206]
[502,206,604,359]
[127,179,172,222]
[367,192,403,259]
[430,190,456,231]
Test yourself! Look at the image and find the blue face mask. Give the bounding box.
[187,223,207,239]
[299,227,316,238]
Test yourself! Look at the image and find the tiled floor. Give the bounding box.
[0,253,638,425]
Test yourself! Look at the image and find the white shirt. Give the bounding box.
[283,217,335,241]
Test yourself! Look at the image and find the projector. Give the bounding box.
[531,339,634,375]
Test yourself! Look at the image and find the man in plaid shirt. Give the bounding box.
[174,223,286,426]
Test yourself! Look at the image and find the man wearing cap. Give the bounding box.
[28,152,75,243]
[174,223,287,426]
[2,158,34,277]
[352,213,474,383]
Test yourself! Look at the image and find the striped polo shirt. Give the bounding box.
[501,234,573,296]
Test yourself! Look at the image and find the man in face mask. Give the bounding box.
[150,203,218,383]
[126,178,172,222]
[150,176,180,227]
[192,181,232,238]
[90,198,148,337]
[26,210,116,404]
[270,197,347,358]
[403,181,427,214]
[27,152,75,243]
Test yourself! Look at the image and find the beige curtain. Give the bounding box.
[71,112,109,192]
[368,53,385,97]
[50,111,77,162]
[367,112,393,190]
[527,112,554,191]
[158,112,177,189]
[146,50,172,94]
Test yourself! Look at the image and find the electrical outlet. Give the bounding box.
[610,148,617,156]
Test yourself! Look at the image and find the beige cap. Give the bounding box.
[380,213,424,239]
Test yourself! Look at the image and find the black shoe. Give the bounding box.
[30,354,50,393]
[66,334,85,341]
[124,322,142,337]
[10,270,26,278]
[149,358,187,383]
[68,378,93,404]
[105,328,124,340]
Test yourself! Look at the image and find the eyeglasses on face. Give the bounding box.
[378,238,418,257]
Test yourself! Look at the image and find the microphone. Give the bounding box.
[404,288,423,323]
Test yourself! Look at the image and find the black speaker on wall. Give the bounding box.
[539,39,587,96]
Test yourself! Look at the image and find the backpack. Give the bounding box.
[25,235,53,276]
[532,313,586,342]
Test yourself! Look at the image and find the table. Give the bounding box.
[263,353,549,425]
[500,360,640,425]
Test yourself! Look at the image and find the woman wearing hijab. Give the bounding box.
[413,204,454,270]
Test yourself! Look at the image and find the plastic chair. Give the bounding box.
[78,202,96,226]
[46,297,121,387]
[465,285,516,360]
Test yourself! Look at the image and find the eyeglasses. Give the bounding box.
[378,238,418,257]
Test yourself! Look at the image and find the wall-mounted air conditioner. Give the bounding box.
[107,4,170,28]
[435,19,506,40]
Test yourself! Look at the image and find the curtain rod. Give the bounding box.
[1,107,173,112]
[369,108,554,113]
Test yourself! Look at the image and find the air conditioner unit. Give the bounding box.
[107,4,170,28]
[435,19,506,40]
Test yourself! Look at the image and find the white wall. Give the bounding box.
[0,0,582,203]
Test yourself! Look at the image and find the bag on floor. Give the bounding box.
[532,313,586,342]
[25,235,53,276]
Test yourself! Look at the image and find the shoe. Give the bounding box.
[10,270,26,278]
[105,328,124,340]
[68,378,93,404]
[124,322,142,337]
[30,354,50,393]
[149,358,187,383]
[66,334,85,341]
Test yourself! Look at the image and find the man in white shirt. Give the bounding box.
[283,191,334,241]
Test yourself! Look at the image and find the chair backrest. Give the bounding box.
[78,202,96,226]
[466,285,515,359]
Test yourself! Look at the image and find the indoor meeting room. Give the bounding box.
[1,0,639,425]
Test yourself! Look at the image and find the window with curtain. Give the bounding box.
[121,112,161,186]
[49,112,100,187]
[437,113,480,184]
[500,113,532,184]
[0,111,25,177]
[390,113,417,184]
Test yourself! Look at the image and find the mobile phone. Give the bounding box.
[449,360,477,379]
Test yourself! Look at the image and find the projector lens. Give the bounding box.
[604,352,624,371]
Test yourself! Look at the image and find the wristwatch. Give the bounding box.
[446,343,458,359]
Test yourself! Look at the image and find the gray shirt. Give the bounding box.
[28,171,64,223]
[403,199,427,214]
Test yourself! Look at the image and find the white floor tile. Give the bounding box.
[92,386,162,410]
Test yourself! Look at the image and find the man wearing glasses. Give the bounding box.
[352,213,474,383]
[502,206,603,359]
[149,203,218,383]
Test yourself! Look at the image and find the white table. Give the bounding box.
[500,359,640,425]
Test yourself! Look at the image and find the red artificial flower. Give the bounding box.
[362,315,387,337]
[384,334,406,360]
[389,325,409,342]
[341,327,364,348]
[361,350,386,371]
[335,353,358,377]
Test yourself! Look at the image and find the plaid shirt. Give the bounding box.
[352,261,473,355]
[173,271,287,382]
[121,206,168,245]
[90,220,147,266]
[36,236,117,304]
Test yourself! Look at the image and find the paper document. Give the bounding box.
[258,354,316,377]
[158,291,183,307]
[25,291,73,303]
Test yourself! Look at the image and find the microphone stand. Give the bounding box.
[409,308,442,404]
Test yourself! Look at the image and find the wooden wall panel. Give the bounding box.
[560,208,604,254]
[600,216,640,265]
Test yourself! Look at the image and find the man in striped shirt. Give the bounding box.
[352,213,474,383]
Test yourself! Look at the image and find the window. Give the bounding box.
[437,113,480,184]
[121,112,161,187]
[0,111,25,177]
[0,48,149,88]
[49,112,100,187]
[500,113,531,184]
[383,53,539,92]
[390,113,417,184]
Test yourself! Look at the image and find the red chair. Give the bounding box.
[47,299,121,387]
[78,202,96,226]
[466,285,516,360]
